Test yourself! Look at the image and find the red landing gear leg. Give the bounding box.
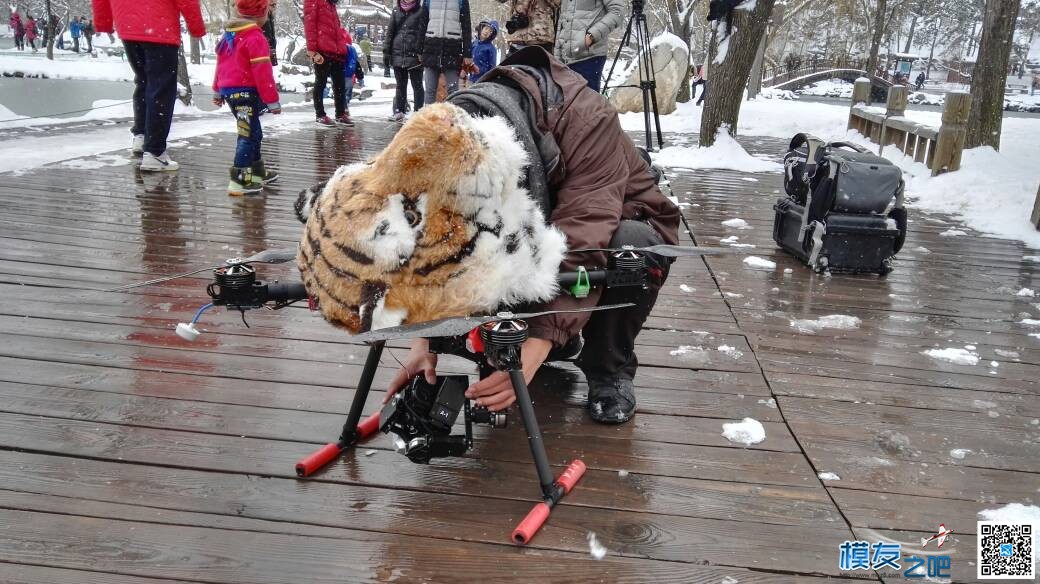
[506,368,587,545]
[295,340,385,477]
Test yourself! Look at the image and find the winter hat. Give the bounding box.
[236,0,270,18]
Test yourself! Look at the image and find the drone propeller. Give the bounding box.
[568,244,742,258]
[105,247,298,293]
[349,303,635,344]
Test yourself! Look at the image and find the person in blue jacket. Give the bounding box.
[471,20,498,81]
[69,16,82,52]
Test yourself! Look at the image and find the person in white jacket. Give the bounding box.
[553,0,624,91]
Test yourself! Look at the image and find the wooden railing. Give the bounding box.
[847,80,971,176]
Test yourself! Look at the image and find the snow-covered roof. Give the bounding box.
[892,52,920,59]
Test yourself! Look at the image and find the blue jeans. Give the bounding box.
[124,40,179,156]
[568,56,607,92]
[224,91,264,168]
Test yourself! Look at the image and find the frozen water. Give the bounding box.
[743,256,777,270]
[722,418,766,446]
[921,347,980,366]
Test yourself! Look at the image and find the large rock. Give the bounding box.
[608,32,690,116]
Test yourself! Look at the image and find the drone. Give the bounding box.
[107,238,743,543]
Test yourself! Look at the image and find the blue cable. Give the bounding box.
[191,303,214,324]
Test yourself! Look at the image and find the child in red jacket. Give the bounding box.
[213,0,282,195]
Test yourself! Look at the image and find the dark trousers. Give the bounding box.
[124,40,179,156]
[14,34,23,50]
[393,66,424,114]
[573,220,671,380]
[85,33,92,52]
[72,35,79,52]
[567,56,607,92]
[27,38,35,50]
[693,79,706,105]
[313,59,346,118]
[225,91,264,168]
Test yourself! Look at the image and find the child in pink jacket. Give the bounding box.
[213,0,281,195]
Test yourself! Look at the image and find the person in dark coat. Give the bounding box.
[421,0,471,105]
[383,0,428,120]
[471,19,498,80]
[386,48,680,425]
[915,71,925,91]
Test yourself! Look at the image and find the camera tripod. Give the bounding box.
[602,0,664,151]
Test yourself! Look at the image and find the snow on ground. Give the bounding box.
[817,472,841,481]
[742,256,776,270]
[789,315,862,334]
[722,418,766,446]
[650,130,781,173]
[0,94,394,174]
[978,503,1040,523]
[921,347,980,366]
[722,218,751,229]
[0,99,213,129]
[0,52,217,84]
[586,532,607,559]
[717,345,744,359]
[949,448,973,459]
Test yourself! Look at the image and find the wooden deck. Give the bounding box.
[0,118,1036,583]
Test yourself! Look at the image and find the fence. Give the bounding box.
[847,80,971,176]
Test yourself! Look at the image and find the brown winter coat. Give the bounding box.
[482,49,680,347]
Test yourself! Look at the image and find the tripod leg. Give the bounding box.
[601,14,634,94]
[295,340,385,476]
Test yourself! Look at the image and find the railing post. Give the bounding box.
[880,85,909,152]
[931,90,971,176]
[848,79,872,130]
[1031,184,1040,231]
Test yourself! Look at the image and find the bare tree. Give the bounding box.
[663,0,700,102]
[965,0,1020,149]
[699,0,777,146]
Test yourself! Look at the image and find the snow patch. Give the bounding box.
[587,532,608,559]
[679,284,695,293]
[717,345,744,359]
[817,472,841,481]
[939,229,967,237]
[949,448,972,459]
[743,256,776,270]
[722,418,766,446]
[921,347,980,366]
[978,503,1040,524]
[722,218,751,229]
[653,131,782,174]
[1015,288,1036,297]
[789,315,862,334]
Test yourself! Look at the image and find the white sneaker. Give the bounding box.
[139,151,179,172]
[131,134,145,157]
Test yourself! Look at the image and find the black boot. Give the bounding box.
[228,166,263,196]
[252,160,279,185]
[586,376,636,424]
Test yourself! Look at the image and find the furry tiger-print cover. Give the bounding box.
[295,103,567,334]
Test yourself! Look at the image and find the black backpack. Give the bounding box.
[774,134,907,274]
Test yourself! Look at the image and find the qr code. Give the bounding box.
[978,521,1036,579]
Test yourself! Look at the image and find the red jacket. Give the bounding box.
[212,22,280,106]
[91,0,205,46]
[304,0,348,57]
[25,19,36,40]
